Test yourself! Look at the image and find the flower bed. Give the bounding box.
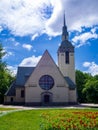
[40,109,98,130]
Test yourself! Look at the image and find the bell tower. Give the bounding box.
[58,14,75,84]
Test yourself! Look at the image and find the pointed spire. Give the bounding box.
[62,12,69,41]
[64,12,66,27]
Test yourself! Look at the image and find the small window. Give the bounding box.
[66,51,69,64]
[21,90,24,98]
[11,97,13,102]
[61,53,64,56]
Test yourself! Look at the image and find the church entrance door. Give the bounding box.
[44,94,50,103]
[41,92,53,106]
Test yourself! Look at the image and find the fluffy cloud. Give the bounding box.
[7,65,17,75]
[22,44,32,51]
[91,26,98,34]
[72,30,98,47]
[83,61,98,76]
[0,0,51,37]
[0,0,98,39]
[19,55,42,66]
[83,62,91,67]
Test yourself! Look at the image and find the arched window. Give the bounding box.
[66,51,69,64]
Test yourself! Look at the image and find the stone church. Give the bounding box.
[4,15,77,106]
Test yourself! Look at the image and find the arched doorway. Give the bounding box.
[41,92,53,105]
[44,94,50,103]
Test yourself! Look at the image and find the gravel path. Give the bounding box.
[0,103,98,109]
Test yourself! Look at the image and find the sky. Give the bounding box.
[0,0,98,76]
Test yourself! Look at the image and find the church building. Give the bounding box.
[4,15,77,106]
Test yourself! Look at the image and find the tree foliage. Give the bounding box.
[76,70,98,103]
[76,70,86,102]
[83,80,98,103]
[0,44,15,103]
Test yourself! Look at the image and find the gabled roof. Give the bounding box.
[15,66,35,87]
[25,50,68,87]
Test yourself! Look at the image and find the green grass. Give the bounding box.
[0,107,17,111]
[0,108,98,130]
[0,109,44,130]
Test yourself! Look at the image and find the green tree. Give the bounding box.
[83,79,98,103]
[94,75,98,80]
[76,70,93,103]
[0,43,15,103]
[76,70,86,102]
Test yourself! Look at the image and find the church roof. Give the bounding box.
[5,81,16,96]
[58,13,74,53]
[64,77,76,90]
[15,66,35,87]
[58,40,74,53]
[5,67,35,96]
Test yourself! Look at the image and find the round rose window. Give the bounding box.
[39,75,54,90]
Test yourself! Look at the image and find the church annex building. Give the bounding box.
[4,15,77,106]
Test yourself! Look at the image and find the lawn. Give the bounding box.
[0,107,19,118]
[0,109,42,130]
[0,107,17,111]
[0,108,98,130]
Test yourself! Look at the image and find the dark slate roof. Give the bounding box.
[15,67,35,87]
[5,67,35,96]
[58,40,74,53]
[64,77,76,90]
[5,81,16,96]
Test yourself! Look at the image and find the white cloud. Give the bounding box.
[22,44,32,51]
[91,26,98,34]
[83,62,91,67]
[19,55,42,66]
[0,0,51,37]
[3,51,14,59]
[72,31,98,47]
[7,65,17,76]
[83,61,98,76]
[0,0,98,38]
[31,33,39,40]
[0,26,3,32]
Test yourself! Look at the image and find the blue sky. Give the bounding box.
[0,0,98,76]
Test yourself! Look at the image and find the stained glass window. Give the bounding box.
[39,75,54,90]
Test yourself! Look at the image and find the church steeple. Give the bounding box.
[64,12,66,26]
[58,13,75,83]
[62,13,69,41]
